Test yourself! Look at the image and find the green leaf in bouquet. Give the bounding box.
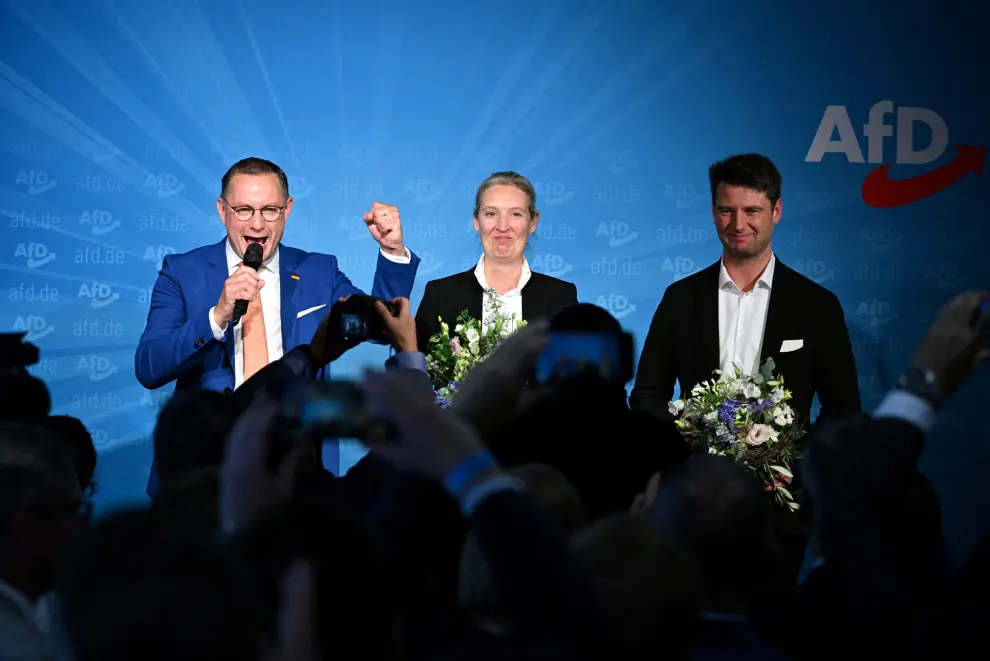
[775,485,794,502]
[770,464,793,478]
[787,501,801,511]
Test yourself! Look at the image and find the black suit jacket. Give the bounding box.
[629,259,861,428]
[415,268,579,353]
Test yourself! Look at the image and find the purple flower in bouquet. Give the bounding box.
[449,337,462,356]
[435,379,458,408]
[752,399,772,415]
[718,400,740,426]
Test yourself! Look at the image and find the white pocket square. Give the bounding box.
[296,304,327,319]
[779,339,804,353]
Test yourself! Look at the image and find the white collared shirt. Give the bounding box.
[717,253,776,376]
[208,241,410,389]
[473,255,532,332]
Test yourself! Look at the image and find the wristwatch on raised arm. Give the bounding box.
[897,366,941,409]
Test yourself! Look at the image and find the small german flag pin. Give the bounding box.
[291,273,300,280]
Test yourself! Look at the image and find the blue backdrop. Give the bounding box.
[1,0,987,564]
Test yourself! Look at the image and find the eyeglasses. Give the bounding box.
[222,198,286,222]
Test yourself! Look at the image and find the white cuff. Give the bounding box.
[380,246,411,264]
[873,389,936,433]
[208,306,227,340]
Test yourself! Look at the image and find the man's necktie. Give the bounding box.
[241,271,268,382]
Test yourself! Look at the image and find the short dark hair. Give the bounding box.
[221,157,289,199]
[153,390,244,484]
[550,303,622,335]
[41,415,97,496]
[0,423,75,536]
[650,454,770,596]
[708,153,782,207]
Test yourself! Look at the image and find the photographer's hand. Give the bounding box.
[220,394,311,534]
[451,320,550,436]
[375,298,417,352]
[358,369,487,480]
[309,295,360,368]
[910,290,990,397]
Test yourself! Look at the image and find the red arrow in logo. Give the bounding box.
[861,144,986,208]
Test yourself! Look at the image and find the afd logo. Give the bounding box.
[76,354,118,381]
[418,252,443,275]
[288,176,314,199]
[79,209,120,236]
[144,173,185,198]
[595,293,636,320]
[15,169,57,195]
[534,182,573,207]
[806,101,986,208]
[661,257,700,281]
[144,245,177,269]
[12,315,54,342]
[530,253,573,278]
[336,215,370,241]
[142,390,172,411]
[403,178,442,203]
[596,221,638,248]
[78,282,120,308]
[14,242,55,268]
[793,259,834,284]
[856,300,897,328]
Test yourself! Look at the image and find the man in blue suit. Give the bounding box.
[135,157,419,493]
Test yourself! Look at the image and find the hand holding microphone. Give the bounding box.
[214,242,265,329]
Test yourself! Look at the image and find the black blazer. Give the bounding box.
[414,268,578,353]
[629,259,861,428]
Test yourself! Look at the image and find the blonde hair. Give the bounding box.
[473,171,538,219]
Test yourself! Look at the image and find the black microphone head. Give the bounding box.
[243,242,264,269]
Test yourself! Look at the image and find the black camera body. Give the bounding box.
[0,332,40,373]
[0,333,50,422]
[336,294,400,345]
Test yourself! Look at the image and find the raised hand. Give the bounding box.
[362,201,404,255]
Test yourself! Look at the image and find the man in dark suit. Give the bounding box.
[630,153,861,428]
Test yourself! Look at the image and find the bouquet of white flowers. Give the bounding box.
[669,358,804,510]
[425,288,526,407]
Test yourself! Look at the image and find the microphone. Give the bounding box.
[231,242,264,328]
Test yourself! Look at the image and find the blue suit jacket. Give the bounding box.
[135,239,420,493]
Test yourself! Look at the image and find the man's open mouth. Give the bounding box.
[244,236,268,246]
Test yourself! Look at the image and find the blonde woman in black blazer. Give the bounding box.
[415,171,577,353]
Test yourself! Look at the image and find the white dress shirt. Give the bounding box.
[717,253,776,376]
[209,241,410,389]
[473,254,532,332]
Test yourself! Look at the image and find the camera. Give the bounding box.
[533,331,634,386]
[279,380,394,442]
[0,332,50,422]
[335,294,400,345]
[0,332,40,373]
